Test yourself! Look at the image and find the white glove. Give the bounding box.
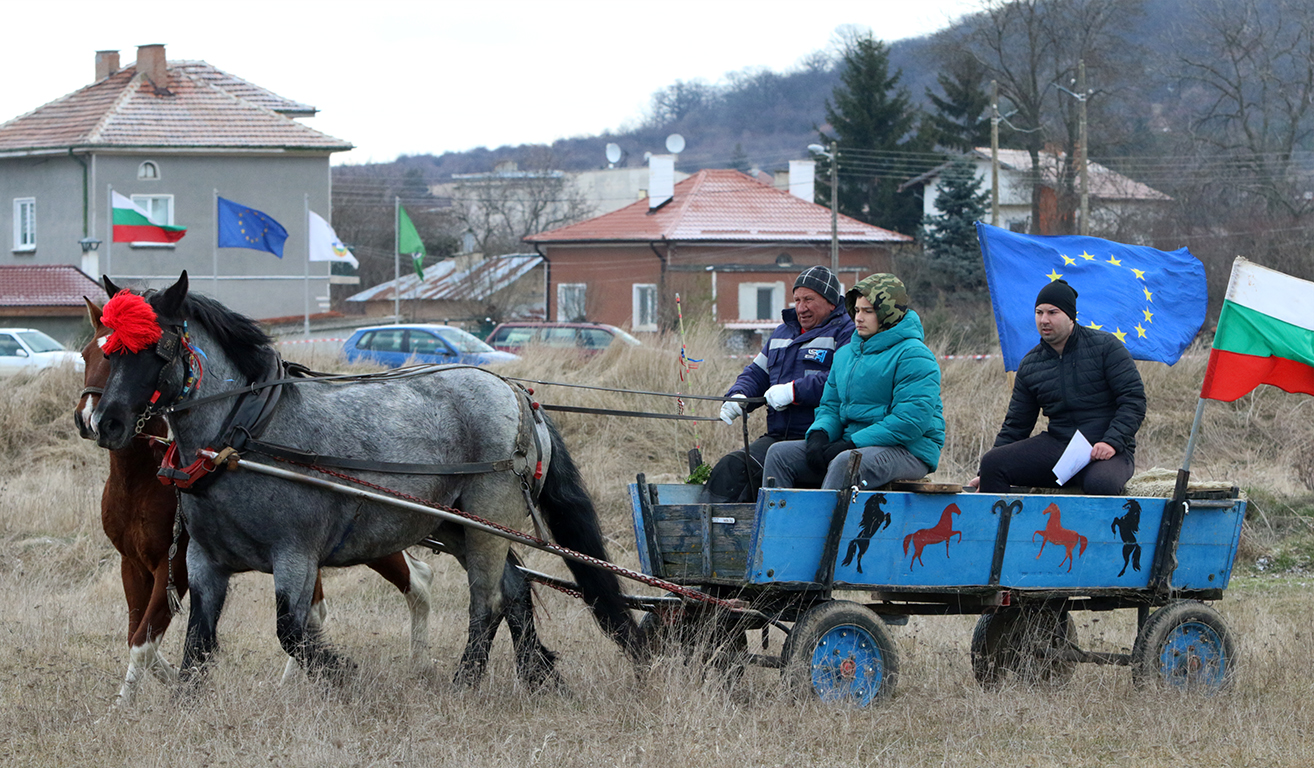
[719,394,747,425]
[765,382,795,410]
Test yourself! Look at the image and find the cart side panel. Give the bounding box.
[628,483,655,576]
[1172,499,1246,590]
[995,495,1165,589]
[748,490,1004,587]
[652,504,756,580]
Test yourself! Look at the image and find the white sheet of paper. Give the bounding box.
[1053,430,1093,486]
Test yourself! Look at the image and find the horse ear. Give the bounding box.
[83,296,104,329]
[102,275,121,298]
[156,271,190,319]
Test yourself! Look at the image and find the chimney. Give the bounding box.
[648,154,675,210]
[136,44,168,87]
[788,159,816,202]
[95,50,120,82]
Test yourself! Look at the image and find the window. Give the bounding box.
[632,283,657,331]
[0,334,21,356]
[131,194,173,226]
[13,198,35,251]
[137,161,160,180]
[407,332,447,356]
[579,328,613,349]
[557,283,586,322]
[360,329,404,353]
[737,281,785,321]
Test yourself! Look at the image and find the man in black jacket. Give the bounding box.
[970,279,1146,495]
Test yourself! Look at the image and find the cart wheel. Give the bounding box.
[971,606,1077,689]
[640,606,748,679]
[1130,600,1235,691]
[782,601,898,706]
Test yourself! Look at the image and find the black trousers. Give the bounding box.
[978,432,1134,495]
[705,435,779,503]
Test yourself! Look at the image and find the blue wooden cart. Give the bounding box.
[630,473,1245,705]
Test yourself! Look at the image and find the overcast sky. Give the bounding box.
[3,0,980,165]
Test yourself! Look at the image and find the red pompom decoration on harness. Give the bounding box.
[101,290,162,354]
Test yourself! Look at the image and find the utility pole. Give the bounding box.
[829,141,838,275]
[1077,60,1089,236]
[991,80,1000,227]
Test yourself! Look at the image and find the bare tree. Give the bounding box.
[648,80,714,125]
[962,0,1144,234]
[444,149,596,256]
[1176,0,1314,220]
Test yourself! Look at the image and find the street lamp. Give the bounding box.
[79,237,102,253]
[807,142,839,276]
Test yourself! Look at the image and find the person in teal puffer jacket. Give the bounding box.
[761,273,945,490]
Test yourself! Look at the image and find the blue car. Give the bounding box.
[342,324,518,368]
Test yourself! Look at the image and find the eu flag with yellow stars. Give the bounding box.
[977,222,1207,371]
[217,197,289,257]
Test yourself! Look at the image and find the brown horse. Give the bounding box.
[1033,503,1088,573]
[75,299,433,706]
[903,503,962,570]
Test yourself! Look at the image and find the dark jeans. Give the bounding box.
[978,432,1134,495]
[705,435,779,503]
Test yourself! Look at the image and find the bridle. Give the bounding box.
[128,321,204,437]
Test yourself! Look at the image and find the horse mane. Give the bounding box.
[168,291,277,384]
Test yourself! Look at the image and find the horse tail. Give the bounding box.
[902,533,912,555]
[537,419,645,662]
[842,540,858,567]
[1078,535,1088,556]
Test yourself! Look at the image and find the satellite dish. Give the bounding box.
[605,143,622,165]
[643,151,653,162]
[665,134,686,154]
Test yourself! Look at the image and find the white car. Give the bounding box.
[0,328,84,377]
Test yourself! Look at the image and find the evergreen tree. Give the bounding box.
[816,34,930,235]
[920,157,990,292]
[729,143,751,173]
[926,57,995,153]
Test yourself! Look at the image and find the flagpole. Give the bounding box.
[105,184,113,279]
[304,193,311,337]
[213,189,220,295]
[394,196,400,324]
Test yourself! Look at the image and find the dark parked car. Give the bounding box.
[343,324,518,368]
[485,322,641,356]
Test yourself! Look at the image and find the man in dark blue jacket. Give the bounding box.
[706,266,855,502]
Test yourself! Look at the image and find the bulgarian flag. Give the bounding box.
[112,191,187,243]
[1200,258,1314,402]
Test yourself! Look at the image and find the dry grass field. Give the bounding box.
[0,322,1311,767]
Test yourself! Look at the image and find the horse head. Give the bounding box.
[74,297,110,440]
[92,272,194,451]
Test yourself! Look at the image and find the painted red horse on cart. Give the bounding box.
[1033,503,1088,573]
[903,503,962,570]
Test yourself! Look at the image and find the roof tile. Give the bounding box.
[0,265,103,307]
[526,169,911,244]
[0,61,350,153]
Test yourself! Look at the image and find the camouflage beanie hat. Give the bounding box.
[846,273,909,332]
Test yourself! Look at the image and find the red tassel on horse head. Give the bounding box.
[101,290,162,354]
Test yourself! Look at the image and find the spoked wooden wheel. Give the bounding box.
[782,601,898,706]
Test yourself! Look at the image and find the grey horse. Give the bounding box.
[91,272,643,687]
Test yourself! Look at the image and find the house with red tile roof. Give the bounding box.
[0,45,352,323]
[0,265,104,343]
[523,168,912,333]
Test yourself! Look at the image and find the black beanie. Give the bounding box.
[1035,279,1078,321]
[793,266,842,308]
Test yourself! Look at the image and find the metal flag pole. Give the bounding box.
[303,193,311,336]
[212,189,220,294]
[393,196,400,324]
[105,184,113,279]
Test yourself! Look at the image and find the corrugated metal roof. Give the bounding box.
[525,169,912,244]
[0,60,350,153]
[347,254,543,303]
[0,265,103,307]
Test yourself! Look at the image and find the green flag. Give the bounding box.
[398,205,426,279]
